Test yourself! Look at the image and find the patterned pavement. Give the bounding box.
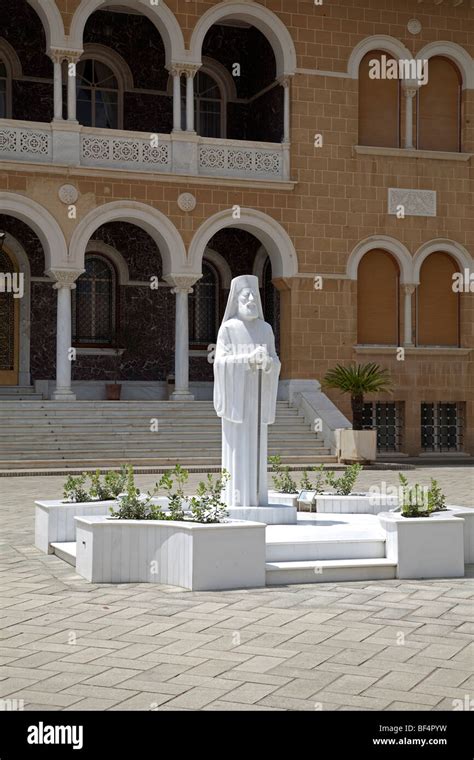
[0,466,472,711]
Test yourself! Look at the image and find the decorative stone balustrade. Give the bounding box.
[0,120,290,182]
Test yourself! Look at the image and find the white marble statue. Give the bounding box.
[213,274,281,507]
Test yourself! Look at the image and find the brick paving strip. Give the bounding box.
[0,467,472,711]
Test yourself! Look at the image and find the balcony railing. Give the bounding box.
[0,120,52,163]
[0,120,290,182]
[198,136,287,180]
[80,126,171,172]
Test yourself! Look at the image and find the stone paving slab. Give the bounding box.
[0,467,472,711]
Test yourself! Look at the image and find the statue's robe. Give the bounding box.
[213,317,281,507]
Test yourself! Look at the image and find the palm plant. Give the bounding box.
[323,362,392,430]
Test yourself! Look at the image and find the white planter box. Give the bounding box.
[378,511,464,579]
[35,500,115,554]
[267,491,299,508]
[34,497,169,553]
[339,429,377,462]
[74,516,266,591]
[433,506,474,564]
[314,493,399,515]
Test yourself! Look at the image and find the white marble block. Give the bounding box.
[315,494,399,515]
[35,500,115,554]
[74,516,266,590]
[379,511,464,579]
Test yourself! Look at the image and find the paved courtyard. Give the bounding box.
[0,466,472,711]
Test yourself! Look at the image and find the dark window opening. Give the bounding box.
[421,402,464,452]
[189,261,219,346]
[73,254,117,345]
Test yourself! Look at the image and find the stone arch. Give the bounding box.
[252,245,269,287]
[203,247,232,289]
[2,232,32,385]
[413,239,473,284]
[188,208,298,279]
[85,240,130,285]
[0,192,68,272]
[189,1,297,78]
[347,35,412,78]
[81,43,134,90]
[0,38,23,79]
[26,0,66,50]
[416,42,474,90]
[347,236,413,284]
[69,201,186,276]
[69,0,186,67]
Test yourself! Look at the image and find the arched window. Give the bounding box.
[189,261,219,345]
[358,51,400,148]
[417,57,462,152]
[0,60,7,118]
[76,59,120,129]
[73,254,117,345]
[417,253,460,346]
[357,250,400,345]
[183,69,224,137]
[0,59,10,119]
[262,258,275,329]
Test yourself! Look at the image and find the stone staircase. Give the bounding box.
[0,400,336,470]
[0,386,43,401]
[265,514,397,584]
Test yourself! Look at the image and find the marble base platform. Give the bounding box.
[226,503,297,525]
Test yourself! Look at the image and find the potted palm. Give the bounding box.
[323,362,393,462]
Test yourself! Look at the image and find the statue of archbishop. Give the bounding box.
[213,274,281,507]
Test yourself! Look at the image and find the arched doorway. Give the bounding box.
[0,247,19,385]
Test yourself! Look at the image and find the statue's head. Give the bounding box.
[222,274,264,323]
[237,286,259,321]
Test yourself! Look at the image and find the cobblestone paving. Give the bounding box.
[0,467,472,711]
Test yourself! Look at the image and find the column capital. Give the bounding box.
[167,62,200,78]
[402,83,419,98]
[48,48,83,64]
[278,74,293,88]
[403,283,417,295]
[164,273,201,294]
[47,269,83,289]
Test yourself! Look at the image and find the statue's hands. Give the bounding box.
[248,346,271,371]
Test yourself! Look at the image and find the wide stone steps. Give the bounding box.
[265,559,397,585]
[265,514,394,584]
[0,399,335,469]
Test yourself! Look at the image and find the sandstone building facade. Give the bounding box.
[0,0,473,457]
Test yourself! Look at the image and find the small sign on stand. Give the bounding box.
[298,490,318,512]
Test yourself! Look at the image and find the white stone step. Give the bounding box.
[51,542,76,567]
[266,515,387,562]
[265,558,397,585]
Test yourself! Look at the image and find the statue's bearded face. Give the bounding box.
[237,287,258,321]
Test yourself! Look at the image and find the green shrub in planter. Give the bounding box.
[398,474,448,518]
[269,455,298,494]
[188,471,230,524]
[63,473,90,503]
[325,463,363,496]
[89,466,128,501]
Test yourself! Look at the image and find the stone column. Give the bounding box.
[165,275,200,401]
[49,51,64,121]
[403,284,416,346]
[66,52,82,123]
[49,270,80,400]
[279,76,292,143]
[185,67,198,133]
[170,67,182,131]
[403,85,418,150]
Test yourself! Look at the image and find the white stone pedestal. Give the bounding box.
[74,515,266,590]
[226,503,297,525]
[378,511,464,579]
